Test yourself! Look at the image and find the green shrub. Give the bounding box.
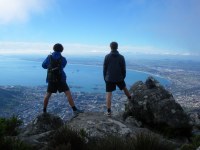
[87,135,129,150]
[0,116,22,137]
[0,137,32,150]
[47,126,176,150]
[181,135,200,150]
[86,132,175,150]
[48,125,86,150]
[129,132,176,150]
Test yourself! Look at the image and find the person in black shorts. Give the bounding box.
[103,42,131,116]
[42,43,83,115]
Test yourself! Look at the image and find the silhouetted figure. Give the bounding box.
[103,42,131,116]
[42,43,83,115]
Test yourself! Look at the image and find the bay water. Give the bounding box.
[0,56,170,93]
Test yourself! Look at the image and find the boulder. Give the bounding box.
[67,112,145,138]
[21,113,64,136]
[123,76,192,136]
[19,113,64,149]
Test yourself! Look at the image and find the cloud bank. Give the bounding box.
[0,42,198,57]
[0,0,53,24]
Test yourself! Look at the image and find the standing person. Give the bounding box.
[103,41,131,116]
[42,43,83,115]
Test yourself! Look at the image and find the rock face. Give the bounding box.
[124,76,192,136]
[21,113,64,136]
[67,112,145,138]
[18,112,185,149]
[18,112,151,149]
[19,113,64,149]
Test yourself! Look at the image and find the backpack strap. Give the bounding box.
[48,55,63,70]
[47,55,53,70]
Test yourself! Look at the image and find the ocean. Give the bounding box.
[0,55,170,93]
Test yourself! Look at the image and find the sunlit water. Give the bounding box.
[0,56,170,93]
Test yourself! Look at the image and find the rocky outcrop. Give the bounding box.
[123,76,192,136]
[18,112,187,149]
[67,112,146,138]
[19,113,64,149]
[18,112,153,149]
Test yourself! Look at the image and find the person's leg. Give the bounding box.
[43,92,52,112]
[105,82,115,115]
[64,90,75,107]
[117,81,131,100]
[60,82,83,114]
[64,90,83,114]
[106,92,112,113]
[123,87,131,99]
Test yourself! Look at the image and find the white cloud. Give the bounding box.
[0,0,53,24]
[0,42,107,55]
[0,41,197,57]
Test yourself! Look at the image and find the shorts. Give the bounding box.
[106,81,126,92]
[47,81,70,93]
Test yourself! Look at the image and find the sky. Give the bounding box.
[0,0,199,57]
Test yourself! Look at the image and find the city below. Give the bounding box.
[0,58,200,126]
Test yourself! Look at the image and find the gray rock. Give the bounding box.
[17,112,184,149]
[21,113,64,136]
[197,146,200,150]
[124,76,192,136]
[189,112,200,128]
[67,112,146,138]
[18,113,64,149]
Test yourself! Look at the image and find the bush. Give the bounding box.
[181,135,200,150]
[0,116,32,150]
[48,125,87,150]
[47,125,176,150]
[86,132,175,150]
[87,135,129,150]
[0,116,22,137]
[0,137,32,150]
[129,132,175,150]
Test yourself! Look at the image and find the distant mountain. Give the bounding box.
[0,87,23,115]
[0,88,15,99]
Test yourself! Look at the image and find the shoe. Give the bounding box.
[43,108,47,113]
[73,109,84,116]
[104,112,111,117]
[128,95,134,101]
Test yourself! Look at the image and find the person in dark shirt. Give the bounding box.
[42,43,83,115]
[103,42,131,116]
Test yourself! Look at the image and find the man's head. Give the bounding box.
[110,41,118,51]
[53,43,64,52]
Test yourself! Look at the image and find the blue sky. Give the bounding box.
[0,0,199,56]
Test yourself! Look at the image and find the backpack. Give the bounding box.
[47,55,62,82]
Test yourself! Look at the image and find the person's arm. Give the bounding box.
[103,56,108,81]
[62,57,67,68]
[42,55,50,69]
[121,56,126,79]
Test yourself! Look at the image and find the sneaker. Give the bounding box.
[104,112,111,117]
[73,109,84,116]
[43,108,47,113]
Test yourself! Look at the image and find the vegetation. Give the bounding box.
[0,115,22,137]
[0,116,32,150]
[48,125,87,150]
[1,116,197,150]
[180,135,200,150]
[48,125,176,150]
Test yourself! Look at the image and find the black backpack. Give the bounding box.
[47,55,62,82]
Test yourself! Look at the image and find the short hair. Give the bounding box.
[53,43,64,52]
[110,42,118,50]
